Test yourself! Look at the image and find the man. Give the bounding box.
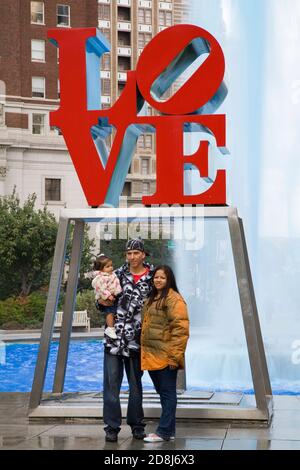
[98,238,154,442]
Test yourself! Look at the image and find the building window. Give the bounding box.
[100,28,110,41]
[51,126,63,136]
[138,134,152,149]
[145,135,152,148]
[45,178,61,201]
[142,182,150,194]
[102,79,111,95]
[57,4,70,27]
[159,10,172,26]
[98,4,110,20]
[32,114,45,134]
[138,33,152,49]
[31,39,45,62]
[57,79,60,98]
[122,182,131,197]
[141,158,150,175]
[32,77,45,98]
[31,1,44,24]
[138,9,152,25]
[102,54,111,70]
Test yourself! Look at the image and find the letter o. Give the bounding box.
[136,24,225,115]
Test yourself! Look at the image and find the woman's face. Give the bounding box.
[153,269,167,291]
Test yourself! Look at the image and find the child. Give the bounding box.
[92,254,122,339]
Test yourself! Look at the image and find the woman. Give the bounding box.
[141,265,189,442]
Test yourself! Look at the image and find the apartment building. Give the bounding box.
[0,0,190,215]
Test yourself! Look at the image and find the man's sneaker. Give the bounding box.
[105,431,118,443]
[104,326,117,339]
[143,433,166,442]
[132,430,146,440]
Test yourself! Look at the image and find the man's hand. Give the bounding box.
[108,295,115,302]
[169,364,177,370]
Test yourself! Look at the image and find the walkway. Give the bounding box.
[1,393,300,450]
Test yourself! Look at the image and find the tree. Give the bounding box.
[0,190,58,299]
[0,190,95,299]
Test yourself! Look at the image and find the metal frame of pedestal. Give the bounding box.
[28,206,273,422]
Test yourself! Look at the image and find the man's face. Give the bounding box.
[126,250,145,269]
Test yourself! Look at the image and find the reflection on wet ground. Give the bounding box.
[1,393,300,450]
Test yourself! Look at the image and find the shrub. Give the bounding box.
[75,289,104,327]
[0,291,47,329]
[1,321,25,330]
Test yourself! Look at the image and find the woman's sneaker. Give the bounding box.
[144,433,167,442]
[104,326,117,339]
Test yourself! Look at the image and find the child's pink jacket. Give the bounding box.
[92,272,122,300]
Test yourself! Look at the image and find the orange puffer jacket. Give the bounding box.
[141,289,189,371]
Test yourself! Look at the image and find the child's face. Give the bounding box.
[153,270,167,291]
[102,260,113,274]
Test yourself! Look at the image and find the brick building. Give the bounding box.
[0,0,190,215]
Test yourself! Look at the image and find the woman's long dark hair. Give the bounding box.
[148,265,180,308]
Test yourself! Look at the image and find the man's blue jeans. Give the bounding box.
[103,351,145,434]
[149,367,178,439]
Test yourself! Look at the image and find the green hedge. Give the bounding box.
[0,291,47,329]
[0,289,104,329]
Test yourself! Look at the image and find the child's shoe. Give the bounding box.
[105,326,117,339]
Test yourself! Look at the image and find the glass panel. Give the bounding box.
[32,77,45,97]
[31,1,44,24]
[92,215,252,393]
[57,4,70,26]
[32,114,44,134]
[45,178,61,201]
[142,182,150,194]
[141,158,149,175]
[31,40,45,61]
[179,218,252,393]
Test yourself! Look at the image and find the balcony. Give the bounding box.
[117,21,131,31]
[138,24,152,33]
[159,1,172,10]
[139,0,152,7]
[117,46,131,56]
[101,96,111,104]
[98,20,110,28]
[118,31,131,49]
[117,0,131,6]
[118,72,127,81]
[118,56,131,71]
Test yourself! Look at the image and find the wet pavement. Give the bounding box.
[1,393,300,450]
